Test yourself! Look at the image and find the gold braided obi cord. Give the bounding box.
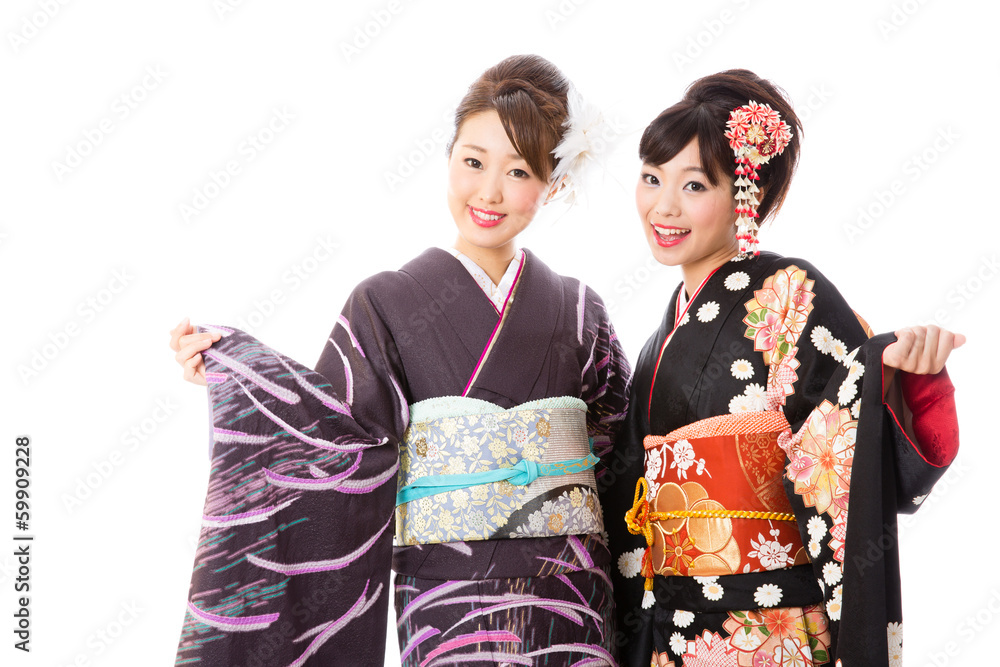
[395,396,604,546]
[625,411,807,588]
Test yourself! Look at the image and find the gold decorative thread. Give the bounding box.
[624,477,797,592]
[656,509,796,522]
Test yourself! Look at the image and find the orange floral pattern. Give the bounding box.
[743,266,816,408]
[786,400,856,523]
[721,604,832,665]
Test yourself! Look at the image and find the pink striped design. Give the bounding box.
[397,580,479,626]
[568,535,595,569]
[262,454,362,490]
[326,338,354,406]
[462,254,526,397]
[424,593,536,611]
[205,349,299,404]
[247,516,390,575]
[539,604,585,626]
[420,631,522,665]
[212,428,274,445]
[205,372,227,384]
[271,352,351,416]
[337,315,366,357]
[230,376,370,452]
[399,626,440,663]
[536,556,582,571]
[448,598,603,634]
[334,459,399,495]
[525,643,614,662]
[595,353,611,371]
[556,573,589,607]
[286,581,382,667]
[186,602,278,632]
[426,653,532,666]
[202,497,298,528]
[390,375,409,425]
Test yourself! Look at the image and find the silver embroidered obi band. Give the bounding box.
[394,396,605,546]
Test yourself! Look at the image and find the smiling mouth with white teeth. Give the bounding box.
[469,206,506,227]
[652,224,691,246]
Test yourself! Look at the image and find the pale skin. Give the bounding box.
[170,110,557,385]
[635,138,966,378]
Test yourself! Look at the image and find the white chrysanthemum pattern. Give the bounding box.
[724,271,750,291]
[729,394,755,414]
[673,610,695,628]
[618,547,645,579]
[697,301,721,323]
[754,583,782,608]
[822,561,843,586]
[731,358,754,380]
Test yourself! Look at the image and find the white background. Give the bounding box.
[2,1,997,665]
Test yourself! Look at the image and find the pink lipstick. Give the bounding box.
[468,206,506,228]
[652,224,690,248]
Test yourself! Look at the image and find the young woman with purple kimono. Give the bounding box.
[603,70,963,667]
[168,55,630,666]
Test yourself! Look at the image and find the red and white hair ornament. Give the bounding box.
[724,100,792,258]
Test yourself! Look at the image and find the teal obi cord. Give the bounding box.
[396,442,597,506]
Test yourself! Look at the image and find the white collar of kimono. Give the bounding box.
[446,247,525,313]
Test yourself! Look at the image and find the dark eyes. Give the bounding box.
[464,159,530,179]
[641,173,709,192]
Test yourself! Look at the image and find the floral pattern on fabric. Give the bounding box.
[507,485,603,538]
[720,604,832,666]
[743,266,816,409]
[396,405,600,545]
[785,400,855,538]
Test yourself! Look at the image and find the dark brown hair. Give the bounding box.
[639,69,801,224]
[447,55,570,182]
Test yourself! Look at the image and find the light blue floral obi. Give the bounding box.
[394,396,605,546]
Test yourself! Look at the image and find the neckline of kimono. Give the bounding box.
[647,265,722,417]
[446,246,524,316]
[460,251,527,397]
[407,395,587,423]
[441,246,524,317]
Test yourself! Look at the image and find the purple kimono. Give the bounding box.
[174,248,631,666]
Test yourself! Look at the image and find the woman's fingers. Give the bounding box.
[168,316,192,352]
[884,325,964,374]
[883,328,912,370]
[918,325,938,374]
[174,336,214,364]
[179,332,219,348]
[183,353,207,386]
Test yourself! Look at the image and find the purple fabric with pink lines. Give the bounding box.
[174,248,630,665]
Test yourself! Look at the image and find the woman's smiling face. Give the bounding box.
[636,138,740,278]
[447,110,549,256]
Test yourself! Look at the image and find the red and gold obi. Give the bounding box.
[626,411,808,587]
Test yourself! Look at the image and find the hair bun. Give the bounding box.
[493,78,561,119]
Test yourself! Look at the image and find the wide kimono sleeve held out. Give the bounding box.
[174,275,409,667]
[759,257,959,665]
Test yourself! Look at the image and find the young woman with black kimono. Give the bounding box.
[168,55,630,666]
[604,70,962,667]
